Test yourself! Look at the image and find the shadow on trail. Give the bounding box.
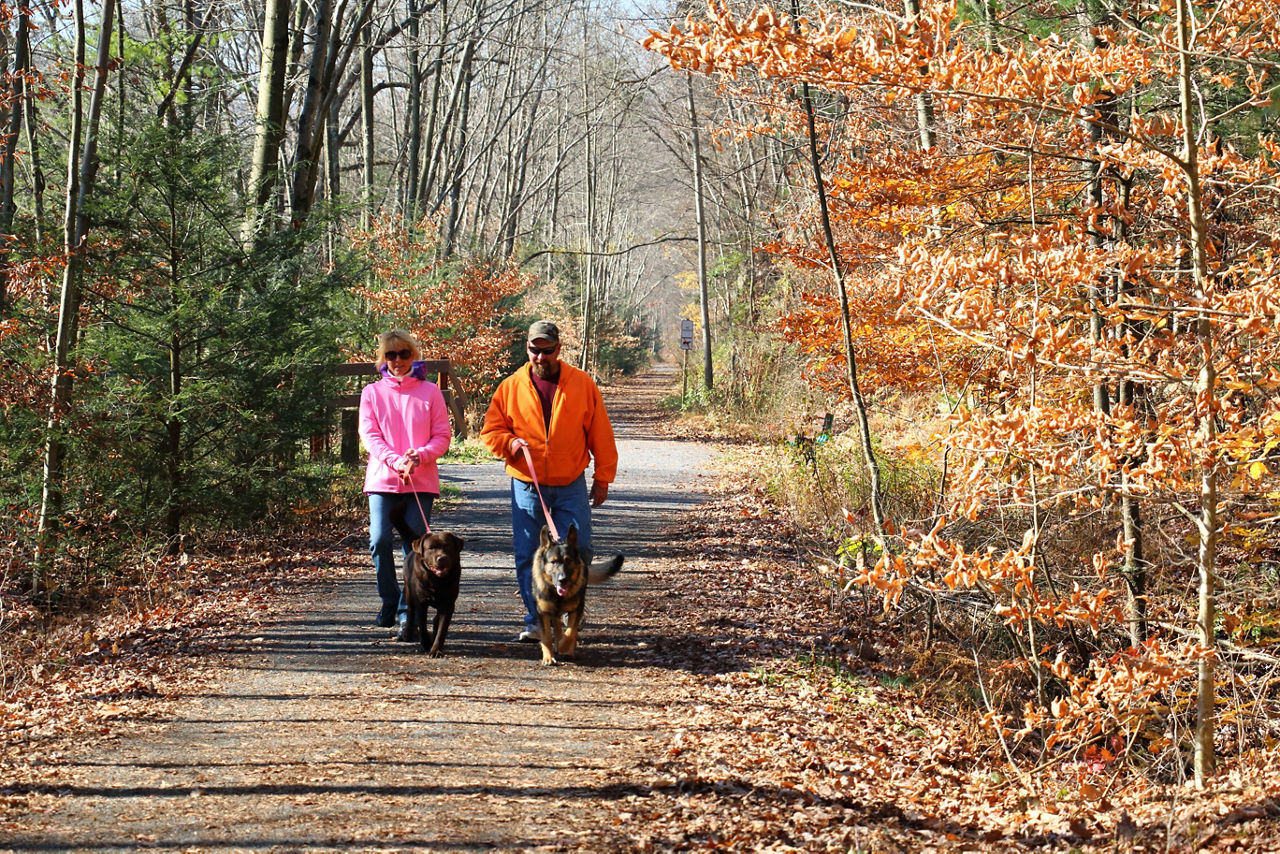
[0,841,533,853]
[17,756,616,774]
[3,776,1073,852]
[2,840,537,853]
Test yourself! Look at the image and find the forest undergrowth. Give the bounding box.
[617,417,1280,850]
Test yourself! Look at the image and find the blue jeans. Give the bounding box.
[511,474,593,629]
[368,492,434,623]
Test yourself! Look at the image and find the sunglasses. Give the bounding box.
[527,344,558,355]
[385,348,414,361]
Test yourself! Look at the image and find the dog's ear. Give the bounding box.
[445,532,464,554]
[565,524,578,549]
[411,533,430,556]
[539,525,551,548]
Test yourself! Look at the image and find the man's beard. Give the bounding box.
[532,361,560,381]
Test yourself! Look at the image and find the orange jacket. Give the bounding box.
[481,362,617,486]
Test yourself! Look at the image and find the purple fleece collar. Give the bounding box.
[379,360,431,380]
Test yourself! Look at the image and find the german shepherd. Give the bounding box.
[404,531,464,657]
[531,524,623,665]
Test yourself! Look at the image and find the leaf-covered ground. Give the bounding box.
[3,367,1280,851]
[0,530,352,814]
[608,446,1280,852]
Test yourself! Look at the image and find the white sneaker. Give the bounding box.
[517,627,541,643]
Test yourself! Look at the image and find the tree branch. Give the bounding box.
[519,234,699,266]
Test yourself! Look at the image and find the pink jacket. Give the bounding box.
[358,372,452,494]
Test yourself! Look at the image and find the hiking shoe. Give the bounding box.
[374,612,396,629]
[517,627,541,643]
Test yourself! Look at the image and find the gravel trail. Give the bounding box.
[5,364,714,853]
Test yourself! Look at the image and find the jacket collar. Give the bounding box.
[380,361,429,383]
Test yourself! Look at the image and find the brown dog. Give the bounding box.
[403,531,464,657]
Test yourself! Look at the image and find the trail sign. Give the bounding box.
[680,319,694,350]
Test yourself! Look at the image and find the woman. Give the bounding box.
[358,330,452,641]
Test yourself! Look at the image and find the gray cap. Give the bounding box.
[528,320,560,343]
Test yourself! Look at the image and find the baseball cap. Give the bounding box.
[527,320,560,343]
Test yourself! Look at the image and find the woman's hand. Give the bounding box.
[397,450,420,484]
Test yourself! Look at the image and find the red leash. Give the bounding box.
[518,443,561,543]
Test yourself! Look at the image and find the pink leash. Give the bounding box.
[405,471,432,537]
[518,443,561,543]
[399,393,432,537]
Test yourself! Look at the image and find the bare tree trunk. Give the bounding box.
[441,38,476,255]
[37,0,118,579]
[292,0,373,229]
[1117,178,1147,644]
[288,0,334,227]
[0,7,32,312]
[579,40,597,369]
[23,33,46,247]
[326,98,342,203]
[727,98,760,327]
[497,91,540,258]
[164,323,182,549]
[904,0,935,152]
[1079,1,1149,646]
[686,74,712,390]
[792,0,884,539]
[282,0,313,124]
[415,0,450,219]
[243,0,290,246]
[360,16,374,229]
[1176,0,1216,789]
[404,0,423,220]
[423,39,474,219]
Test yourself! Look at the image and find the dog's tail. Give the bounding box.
[587,554,624,584]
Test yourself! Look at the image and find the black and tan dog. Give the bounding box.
[403,531,464,657]
[531,524,623,665]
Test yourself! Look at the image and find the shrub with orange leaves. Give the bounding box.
[349,219,531,401]
[650,0,1280,782]
[777,283,979,398]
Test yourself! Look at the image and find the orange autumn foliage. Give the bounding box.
[776,284,979,397]
[349,219,530,399]
[650,0,1280,772]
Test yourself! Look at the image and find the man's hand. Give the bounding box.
[590,479,609,507]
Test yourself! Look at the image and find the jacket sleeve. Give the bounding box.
[585,379,618,483]
[358,384,402,470]
[417,383,452,462]
[480,379,516,460]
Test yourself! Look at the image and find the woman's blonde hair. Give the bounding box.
[375,329,420,370]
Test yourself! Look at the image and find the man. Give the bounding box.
[481,320,619,642]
